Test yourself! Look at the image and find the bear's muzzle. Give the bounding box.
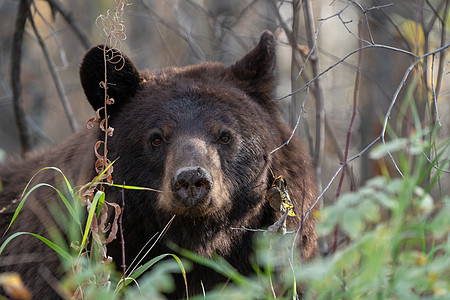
[172,166,213,206]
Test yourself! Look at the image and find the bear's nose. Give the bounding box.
[172,166,213,205]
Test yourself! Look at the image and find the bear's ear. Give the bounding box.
[230,31,277,105]
[80,45,141,112]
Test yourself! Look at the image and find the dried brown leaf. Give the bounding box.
[104,201,121,244]
[297,44,311,57]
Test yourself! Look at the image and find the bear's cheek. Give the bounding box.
[156,137,232,216]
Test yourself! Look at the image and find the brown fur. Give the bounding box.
[0,31,318,298]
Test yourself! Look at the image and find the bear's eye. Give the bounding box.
[218,131,232,145]
[151,134,164,147]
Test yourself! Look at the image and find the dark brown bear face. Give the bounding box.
[80,31,279,220]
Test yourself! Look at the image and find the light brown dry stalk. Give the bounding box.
[96,0,131,49]
[76,2,131,296]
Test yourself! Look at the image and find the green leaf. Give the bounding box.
[115,253,188,295]
[40,167,74,196]
[5,183,80,235]
[360,199,380,223]
[0,231,71,261]
[370,138,408,159]
[3,166,80,236]
[342,209,363,239]
[99,182,162,192]
[95,191,105,219]
[174,245,250,288]
[79,191,103,254]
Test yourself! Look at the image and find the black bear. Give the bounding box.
[0,31,318,298]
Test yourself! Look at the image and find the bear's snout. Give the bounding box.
[172,166,213,205]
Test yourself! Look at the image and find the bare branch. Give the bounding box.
[46,0,91,50]
[380,42,450,176]
[137,0,205,61]
[270,87,310,154]
[28,6,78,133]
[335,19,363,198]
[278,43,418,101]
[299,135,381,231]
[331,19,364,253]
[11,0,32,154]
[302,0,325,175]
[32,4,69,69]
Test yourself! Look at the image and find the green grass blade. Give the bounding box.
[128,253,172,282]
[39,167,74,196]
[175,246,247,286]
[96,191,106,219]
[18,167,74,198]
[114,253,170,295]
[4,183,80,236]
[85,159,117,190]
[0,231,71,261]
[100,182,162,192]
[114,253,188,295]
[79,190,103,255]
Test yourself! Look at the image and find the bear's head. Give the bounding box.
[79,32,288,247]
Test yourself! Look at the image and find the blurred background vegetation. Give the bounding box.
[0,1,449,298]
[0,0,448,256]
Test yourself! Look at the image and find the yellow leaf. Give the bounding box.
[399,20,425,56]
[0,273,31,300]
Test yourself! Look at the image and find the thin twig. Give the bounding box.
[120,182,126,286]
[32,3,69,69]
[138,0,205,61]
[324,116,357,188]
[128,215,176,276]
[125,231,159,275]
[331,19,364,254]
[298,136,381,233]
[28,7,78,133]
[299,42,450,220]
[303,0,325,191]
[184,0,250,52]
[270,87,309,154]
[424,0,447,34]
[46,0,91,50]
[26,115,55,145]
[380,42,450,176]
[278,43,418,101]
[302,0,326,254]
[373,0,412,51]
[423,150,450,174]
